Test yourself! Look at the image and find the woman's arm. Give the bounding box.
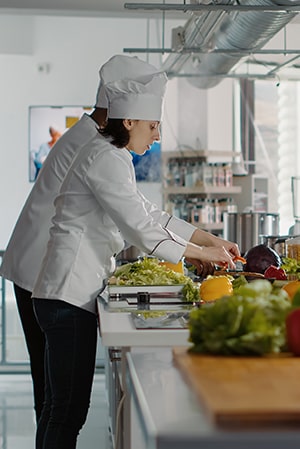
[189,228,240,257]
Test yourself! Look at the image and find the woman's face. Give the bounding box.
[124,120,161,156]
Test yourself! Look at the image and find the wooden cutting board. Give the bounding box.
[173,347,300,428]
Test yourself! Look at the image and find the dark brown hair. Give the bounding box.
[99,119,130,148]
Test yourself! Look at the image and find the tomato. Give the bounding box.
[286,308,300,356]
[264,265,287,280]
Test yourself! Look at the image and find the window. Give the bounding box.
[237,79,300,234]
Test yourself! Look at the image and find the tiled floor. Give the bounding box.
[0,370,113,449]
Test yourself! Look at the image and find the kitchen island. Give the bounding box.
[97,295,191,449]
[98,294,300,449]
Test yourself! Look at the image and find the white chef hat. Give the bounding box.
[104,71,168,121]
[95,54,162,109]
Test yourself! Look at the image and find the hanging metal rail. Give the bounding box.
[123,2,300,82]
[124,2,300,13]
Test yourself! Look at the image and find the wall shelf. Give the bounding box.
[164,186,241,195]
[162,150,242,235]
[162,149,240,162]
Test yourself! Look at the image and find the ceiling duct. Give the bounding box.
[162,0,300,89]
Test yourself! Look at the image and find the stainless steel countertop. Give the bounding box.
[97,297,191,348]
[126,347,300,449]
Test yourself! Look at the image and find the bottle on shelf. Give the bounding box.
[224,163,233,187]
[195,161,204,187]
[227,197,238,213]
[203,163,213,187]
[184,161,194,187]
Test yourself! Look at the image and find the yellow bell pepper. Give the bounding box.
[200,276,233,302]
[282,280,300,300]
[158,260,184,274]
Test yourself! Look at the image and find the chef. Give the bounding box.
[0,54,172,423]
[31,58,239,449]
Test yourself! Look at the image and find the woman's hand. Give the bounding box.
[185,258,215,277]
[213,238,240,259]
[184,243,237,270]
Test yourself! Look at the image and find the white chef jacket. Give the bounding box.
[32,133,197,314]
[0,114,100,291]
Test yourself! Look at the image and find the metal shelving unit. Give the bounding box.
[162,150,242,233]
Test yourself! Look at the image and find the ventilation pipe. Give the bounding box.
[162,0,300,89]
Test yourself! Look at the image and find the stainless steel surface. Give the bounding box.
[289,221,300,236]
[130,310,191,329]
[106,347,122,445]
[223,212,280,254]
[108,284,184,296]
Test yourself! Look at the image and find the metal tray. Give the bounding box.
[130,310,190,329]
[108,284,184,295]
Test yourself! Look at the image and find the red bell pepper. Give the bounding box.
[264,265,287,280]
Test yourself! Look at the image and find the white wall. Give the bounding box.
[0,13,183,248]
[162,75,233,152]
[2,12,288,248]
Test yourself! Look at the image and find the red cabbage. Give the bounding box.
[244,244,281,274]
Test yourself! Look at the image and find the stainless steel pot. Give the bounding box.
[259,235,289,257]
[223,212,280,255]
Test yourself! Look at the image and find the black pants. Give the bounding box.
[14,283,46,422]
[33,298,97,449]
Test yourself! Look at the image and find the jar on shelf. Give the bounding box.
[286,237,300,261]
[218,198,229,222]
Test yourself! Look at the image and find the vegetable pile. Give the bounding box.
[281,257,300,280]
[110,257,200,302]
[188,279,291,356]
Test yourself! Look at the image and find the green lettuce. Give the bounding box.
[281,257,300,278]
[188,279,291,356]
[111,258,200,302]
